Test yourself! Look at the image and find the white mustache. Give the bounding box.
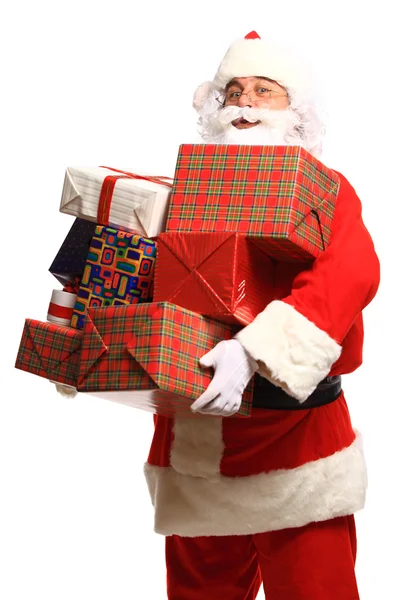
[195,89,324,157]
[218,106,299,128]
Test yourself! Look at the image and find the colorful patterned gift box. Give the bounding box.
[15,319,82,386]
[166,144,339,262]
[77,302,253,417]
[49,218,97,286]
[153,231,278,325]
[60,166,173,237]
[71,225,156,330]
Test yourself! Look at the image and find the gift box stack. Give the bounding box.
[15,147,340,418]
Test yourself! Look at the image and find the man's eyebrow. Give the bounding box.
[225,79,244,91]
[225,77,277,91]
[254,77,278,86]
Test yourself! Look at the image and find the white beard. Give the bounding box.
[198,105,305,147]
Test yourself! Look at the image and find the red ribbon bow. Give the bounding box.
[63,277,81,294]
[98,166,173,226]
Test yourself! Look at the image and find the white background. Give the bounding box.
[1,0,419,598]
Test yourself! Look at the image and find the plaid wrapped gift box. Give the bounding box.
[15,319,82,386]
[71,225,156,329]
[77,302,253,417]
[49,218,97,286]
[153,231,277,325]
[166,144,340,262]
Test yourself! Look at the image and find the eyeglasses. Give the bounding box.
[216,87,289,106]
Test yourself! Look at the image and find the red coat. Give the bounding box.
[145,171,380,537]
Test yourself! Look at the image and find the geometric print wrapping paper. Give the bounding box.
[15,319,82,386]
[166,144,340,262]
[77,302,253,417]
[71,225,156,329]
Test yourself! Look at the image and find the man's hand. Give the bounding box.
[191,339,258,417]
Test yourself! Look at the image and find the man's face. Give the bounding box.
[223,77,289,129]
[197,75,301,147]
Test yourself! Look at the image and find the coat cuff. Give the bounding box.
[235,300,342,403]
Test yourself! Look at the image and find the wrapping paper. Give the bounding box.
[15,319,82,386]
[60,166,172,237]
[71,225,156,329]
[166,144,339,262]
[153,232,277,325]
[49,218,97,286]
[77,302,253,417]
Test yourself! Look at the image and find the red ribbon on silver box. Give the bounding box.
[97,166,173,227]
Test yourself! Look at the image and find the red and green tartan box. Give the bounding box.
[166,144,339,262]
[71,225,156,329]
[77,302,253,417]
[15,319,82,386]
[153,231,278,325]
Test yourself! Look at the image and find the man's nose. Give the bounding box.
[237,92,254,107]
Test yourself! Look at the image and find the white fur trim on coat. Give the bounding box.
[170,417,223,480]
[235,300,341,403]
[144,434,366,537]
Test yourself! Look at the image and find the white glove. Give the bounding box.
[191,339,258,416]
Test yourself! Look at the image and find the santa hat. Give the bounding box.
[193,31,311,112]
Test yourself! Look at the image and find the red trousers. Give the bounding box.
[166,516,359,600]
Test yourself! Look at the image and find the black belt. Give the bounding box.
[252,374,342,410]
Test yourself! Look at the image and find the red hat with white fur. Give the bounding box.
[193,31,325,158]
[193,31,311,112]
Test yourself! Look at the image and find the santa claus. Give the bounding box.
[145,31,380,599]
